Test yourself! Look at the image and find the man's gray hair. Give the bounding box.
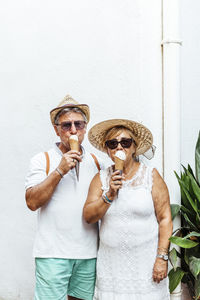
[54,107,87,125]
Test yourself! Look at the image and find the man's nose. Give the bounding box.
[70,122,77,134]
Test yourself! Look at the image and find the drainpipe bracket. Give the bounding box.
[161,39,183,46]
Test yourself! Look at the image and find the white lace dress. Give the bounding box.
[94,162,170,300]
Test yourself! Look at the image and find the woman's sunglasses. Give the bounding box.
[56,121,86,131]
[105,138,133,150]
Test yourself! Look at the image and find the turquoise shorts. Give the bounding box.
[34,257,96,300]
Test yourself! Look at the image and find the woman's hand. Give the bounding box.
[107,170,124,199]
[152,258,168,283]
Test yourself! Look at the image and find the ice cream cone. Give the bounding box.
[74,163,80,181]
[114,151,126,197]
[114,157,124,172]
[69,135,80,180]
[114,151,126,174]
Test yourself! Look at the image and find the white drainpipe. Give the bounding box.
[162,0,182,299]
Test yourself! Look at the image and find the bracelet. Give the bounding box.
[102,192,113,204]
[157,247,169,254]
[56,167,64,178]
[102,196,112,205]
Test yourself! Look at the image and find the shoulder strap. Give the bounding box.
[90,153,101,172]
[44,152,50,176]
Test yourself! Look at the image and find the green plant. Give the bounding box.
[168,132,200,300]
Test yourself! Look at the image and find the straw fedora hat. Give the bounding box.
[50,95,90,125]
[88,119,153,156]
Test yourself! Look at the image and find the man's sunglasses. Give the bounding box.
[56,121,86,131]
[105,138,133,150]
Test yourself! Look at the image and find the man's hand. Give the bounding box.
[58,150,82,175]
[152,258,168,283]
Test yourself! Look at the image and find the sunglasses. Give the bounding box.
[105,138,133,150]
[56,120,86,131]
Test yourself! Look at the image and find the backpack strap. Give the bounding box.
[44,152,50,176]
[90,153,101,172]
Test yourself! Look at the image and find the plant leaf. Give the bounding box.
[187,172,200,203]
[168,267,185,293]
[196,211,200,229]
[176,173,197,212]
[184,249,189,265]
[188,164,196,179]
[184,232,200,239]
[189,256,200,279]
[195,274,200,300]
[175,171,192,210]
[181,205,195,217]
[169,236,199,248]
[169,248,178,270]
[181,183,198,213]
[195,131,200,185]
[185,246,200,265]
[181,205,197,224]
[182,213,199,231]
[181,164,187,174]
[171,204,181,220]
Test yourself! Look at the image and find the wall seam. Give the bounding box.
[161,0,164,178]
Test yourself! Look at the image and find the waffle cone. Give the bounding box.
[69,139,79,151]
[114,157,124,171]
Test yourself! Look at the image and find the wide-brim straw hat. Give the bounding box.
[88,119,154,157]
[50,94,90,125]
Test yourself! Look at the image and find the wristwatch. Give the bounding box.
[156,254,168,261]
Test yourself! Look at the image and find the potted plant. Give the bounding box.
[168,132,200,300]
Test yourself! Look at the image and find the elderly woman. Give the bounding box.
[83,119,173,300]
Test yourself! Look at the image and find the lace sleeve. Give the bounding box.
[147,166,154,192]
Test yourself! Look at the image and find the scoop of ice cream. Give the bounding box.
[69,135,78,141]
[114,150,126,161]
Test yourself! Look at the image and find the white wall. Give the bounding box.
[180,0,200,170]
[0,1,163,299]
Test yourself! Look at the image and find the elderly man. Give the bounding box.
[25,95,102,300]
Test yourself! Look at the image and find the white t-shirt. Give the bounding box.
[25,144,103,259]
